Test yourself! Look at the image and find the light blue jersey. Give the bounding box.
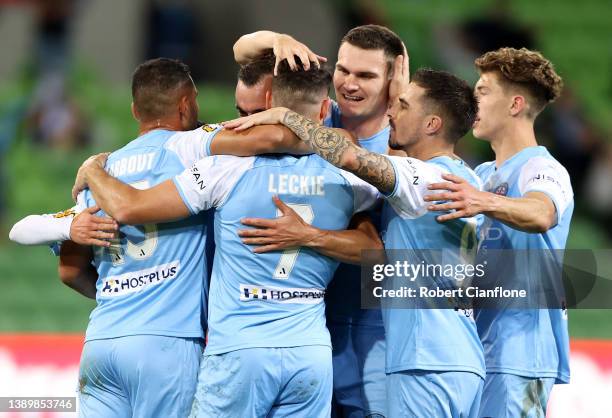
[324,100,388,416]
[474,146,574,384]
[80,125,222,341]
[174,153,378,418]
[173,153,378,354]
[324,99,388,325]
[380,156,486,379]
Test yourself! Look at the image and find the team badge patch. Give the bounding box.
[201,124,216,133]
[491,182,508,196]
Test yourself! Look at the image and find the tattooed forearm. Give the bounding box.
[354,148,396,195]
[282,111,349,166]
[281,110,396,194]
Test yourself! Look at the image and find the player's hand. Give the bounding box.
[222,107,289,132]
[238,196,319,253]
[69,206,118,247]
[424,174,486,222]
[72,152,110,201]
[272,34,327,75]
[388,42,409,106]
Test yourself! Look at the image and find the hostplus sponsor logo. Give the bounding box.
[100,261,180,297]
[239,284,325,304]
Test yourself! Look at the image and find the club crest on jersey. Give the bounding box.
[491,183,508,196]
[201,124,217,133]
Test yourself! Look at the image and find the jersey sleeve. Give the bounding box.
[518,156,573,222]
[383,156,445,218]
[338,170,381,213]
[173,155,254,214]
[9,205,80,246]
[164,124,223,168]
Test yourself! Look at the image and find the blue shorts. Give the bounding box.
[78,335,203,418]
[189,345,332,418]
[478,373,555,418]
[329,320,386,417]
[387,370,483,418]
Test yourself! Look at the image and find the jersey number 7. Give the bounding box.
[273,203,314,279]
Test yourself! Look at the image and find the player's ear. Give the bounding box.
[131,102,140,122]
[509,95,526,116]
[318,97,331,122]
[265,90,273,110]
[425,115,443,135]
[178,94,189,116]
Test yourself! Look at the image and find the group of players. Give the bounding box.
[9,24,573,418]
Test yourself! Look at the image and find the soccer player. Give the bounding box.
[69,64,381,418]
[69,58,209,418]
[424,47,573,417]
[233,25,405,417]
[224,67,486,417]
[7,57,314,417]
[235,51,275,117]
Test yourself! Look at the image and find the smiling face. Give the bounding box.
[333,42,390,121]
[473,71,512,141]
[387,83,427,151]
[235,75,273,117]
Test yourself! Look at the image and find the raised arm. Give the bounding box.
[222,108,396,194]
[58,240,97,299]
[239,196,383,265]
[74,154,190,225]
[233,30,326,74]
[210,125,311,156]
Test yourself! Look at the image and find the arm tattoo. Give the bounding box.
[281,110,396,194]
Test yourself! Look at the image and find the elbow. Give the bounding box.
[112,205,136,225]
[108,195,140,224]
[233,38,247,64]
[532,214,555,234]
[8,222,20,243]
[58,264,77,287]
[8,217,29,244]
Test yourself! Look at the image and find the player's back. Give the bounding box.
[380,156,485,378]
[83,129,211,342]
[204,153,377,354]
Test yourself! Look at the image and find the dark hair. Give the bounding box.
[341,24,404,70]
[412,68,478,143]
[272,58,332,109]
[237,51,275,86]
[475,47,563,116]
[131,58,193,121]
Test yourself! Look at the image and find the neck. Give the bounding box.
[404,136,457,161]
[489,119,538,167]
[138,119,182,135]
[340,109,388,139]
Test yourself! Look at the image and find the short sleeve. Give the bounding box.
[338,170,381,213]
[173,155,254,214]
[518,156,573,222]
[384,156,445,218]
[164,124,223,168]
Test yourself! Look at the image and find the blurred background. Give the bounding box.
[0,0,610,416]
